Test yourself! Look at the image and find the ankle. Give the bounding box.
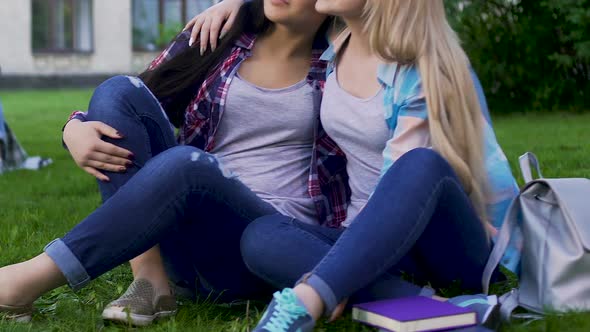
[293,284,324,321]
[129,247,171,297]
[0,264,38,306]
[132,272,171,297]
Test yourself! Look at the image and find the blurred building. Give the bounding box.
[0,0,218,88]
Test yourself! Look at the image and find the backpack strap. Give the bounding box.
[499,289,545,323]
[498,289,520,322]
[482,152,537,293]
[519,152,543,183]
[482,197,521,294]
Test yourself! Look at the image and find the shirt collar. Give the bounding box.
[235,32,257,50]
[377,63,398,87]
[319,28,350,62]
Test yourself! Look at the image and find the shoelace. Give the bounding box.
[452,295,495,324]
[263,290,308,332]
[456,298,490,307]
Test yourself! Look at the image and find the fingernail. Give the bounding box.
[129,153,135,160]
[211,45,216,52]
[219,31,226,39]
[189,37,194,47]
[200,47,205,56]
[126,161,133,167]
[119,167,126,172]
[116,131,124,138]
[103,178,110,182]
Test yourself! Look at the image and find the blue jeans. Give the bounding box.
[241,149,497,313]
[45,76,276,301]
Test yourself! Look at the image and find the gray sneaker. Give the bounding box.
[253,288,315,332]
[101,279,177,326]
[0,304,33,323]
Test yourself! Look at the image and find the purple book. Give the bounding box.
[352,296,477,332]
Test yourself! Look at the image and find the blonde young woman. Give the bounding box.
[188,0,520,331]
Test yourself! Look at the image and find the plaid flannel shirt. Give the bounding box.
[67,30,351,227]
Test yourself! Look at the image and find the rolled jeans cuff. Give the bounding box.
[44,238,91,291]
[298,273,339,316]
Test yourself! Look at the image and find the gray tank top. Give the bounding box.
[210,74,318,224]
[321,71,389,226]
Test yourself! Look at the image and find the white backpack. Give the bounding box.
[482,152,590,320]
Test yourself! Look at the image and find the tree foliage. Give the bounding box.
[446,0,589,111]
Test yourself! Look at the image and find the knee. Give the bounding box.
[386,148,455,180]
[93,75,144,101]
[153,146,233,183]
[89,76,152,117]
[241,214,291,278]
[401,148,447,167]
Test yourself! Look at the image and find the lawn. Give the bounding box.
[0,89,589,331]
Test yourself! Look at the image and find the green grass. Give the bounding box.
[0,89,589,331]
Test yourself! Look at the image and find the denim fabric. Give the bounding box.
[242,149,497,313]
[44,239,91,289]
[241,217,429,302]
[46,76,276,301]
[84,75,177,201]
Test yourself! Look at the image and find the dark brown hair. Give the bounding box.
[140,0,331,127]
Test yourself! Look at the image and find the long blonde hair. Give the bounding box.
[364,0,489,224]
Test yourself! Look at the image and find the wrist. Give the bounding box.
[63,119,82,141]
[64,119,82,132]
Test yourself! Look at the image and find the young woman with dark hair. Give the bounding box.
[0,0,335,326]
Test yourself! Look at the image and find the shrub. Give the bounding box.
[447,0,589,112]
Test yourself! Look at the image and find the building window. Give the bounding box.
[32,0,93,53]
[133,0,218,51]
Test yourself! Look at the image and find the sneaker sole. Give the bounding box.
[101,308,176,327]
[1,313,32,323]
[0,304,33,323]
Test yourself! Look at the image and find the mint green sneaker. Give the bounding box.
[448,294,499,329]
[253,288,315,332]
